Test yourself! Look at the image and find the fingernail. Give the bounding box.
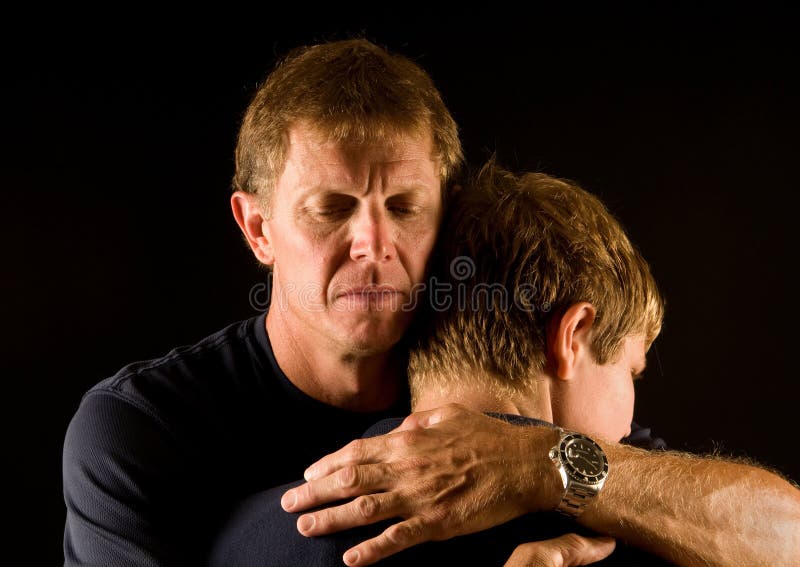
[281,490,297,511]
[298,515,315,534]
[304,466,319,481]
[343,549,360,565]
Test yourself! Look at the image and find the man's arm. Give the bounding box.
[584,441,800,565]
[281,404,800,566]
[63,392,185,566]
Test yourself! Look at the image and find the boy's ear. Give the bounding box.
[230,191,275,266]
[546,302,597,382]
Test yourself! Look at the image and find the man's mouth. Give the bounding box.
[332,284,405,309]
[335,284,401,298]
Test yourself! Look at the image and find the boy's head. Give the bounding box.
[408,162,664,440]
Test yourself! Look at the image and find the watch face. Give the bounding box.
[560,433,608,484]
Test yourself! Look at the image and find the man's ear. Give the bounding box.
[547,302,597,382]
[230,191,275,266]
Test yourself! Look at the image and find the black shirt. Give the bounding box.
[63,312,406,566]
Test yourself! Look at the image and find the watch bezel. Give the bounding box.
[558,432,609,485]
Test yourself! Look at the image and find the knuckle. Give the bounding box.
[400,413,419,429]
[440,402,467,420]
[509,542,543,564]
[515,542,539,553]
[312,513,331,533]
[299,481,314,502]
[562,533,585,549]
[558,533,588,561]
[345,439,364,460]
[385,523,412,546]
[338,465,360,489]
[394,429,421,447]
[355,495,378,520]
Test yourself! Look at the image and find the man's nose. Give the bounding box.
[350,205,396,263]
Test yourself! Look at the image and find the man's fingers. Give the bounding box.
[342,517,429,566]
[282,463,393,513]
[303,436,388,481]
[560,534,616,564]
[504,534,617,567]
[394,402,468,432]
[293,491,403,537]
[302,405,475,483]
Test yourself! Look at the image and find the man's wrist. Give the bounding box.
[549,429,610,518]
[522,426,565,514]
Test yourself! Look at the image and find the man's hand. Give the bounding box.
[280,404,562,566]
[504,534,616,567]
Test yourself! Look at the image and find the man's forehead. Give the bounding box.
[287,121,436,161]
[282,126,438,189]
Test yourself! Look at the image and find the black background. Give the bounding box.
[3,7,798,565]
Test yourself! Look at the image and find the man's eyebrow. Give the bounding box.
[387,184,439,195]
[294,185,354,201]
[300,184,435,198]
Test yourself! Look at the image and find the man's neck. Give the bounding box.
[266,310,404,413]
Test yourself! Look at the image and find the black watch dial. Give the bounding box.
[560,434,608,483]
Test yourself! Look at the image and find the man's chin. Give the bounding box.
[334,316,411,355]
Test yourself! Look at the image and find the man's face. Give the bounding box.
[263,123,442,356]
[555,335,647,442]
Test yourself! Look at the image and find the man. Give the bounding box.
[63,38,461,566]
[208,163,671,566]
[63,39,800,566]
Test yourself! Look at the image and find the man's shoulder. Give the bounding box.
[63,314,274,566]
[83,313,268,419]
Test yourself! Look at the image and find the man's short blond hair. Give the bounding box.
[408,162,664,399]
[233,39,463,213]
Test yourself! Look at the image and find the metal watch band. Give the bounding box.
[550,428,608,519]
[557,483,599,516]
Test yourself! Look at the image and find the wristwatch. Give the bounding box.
[548,429,609,518]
